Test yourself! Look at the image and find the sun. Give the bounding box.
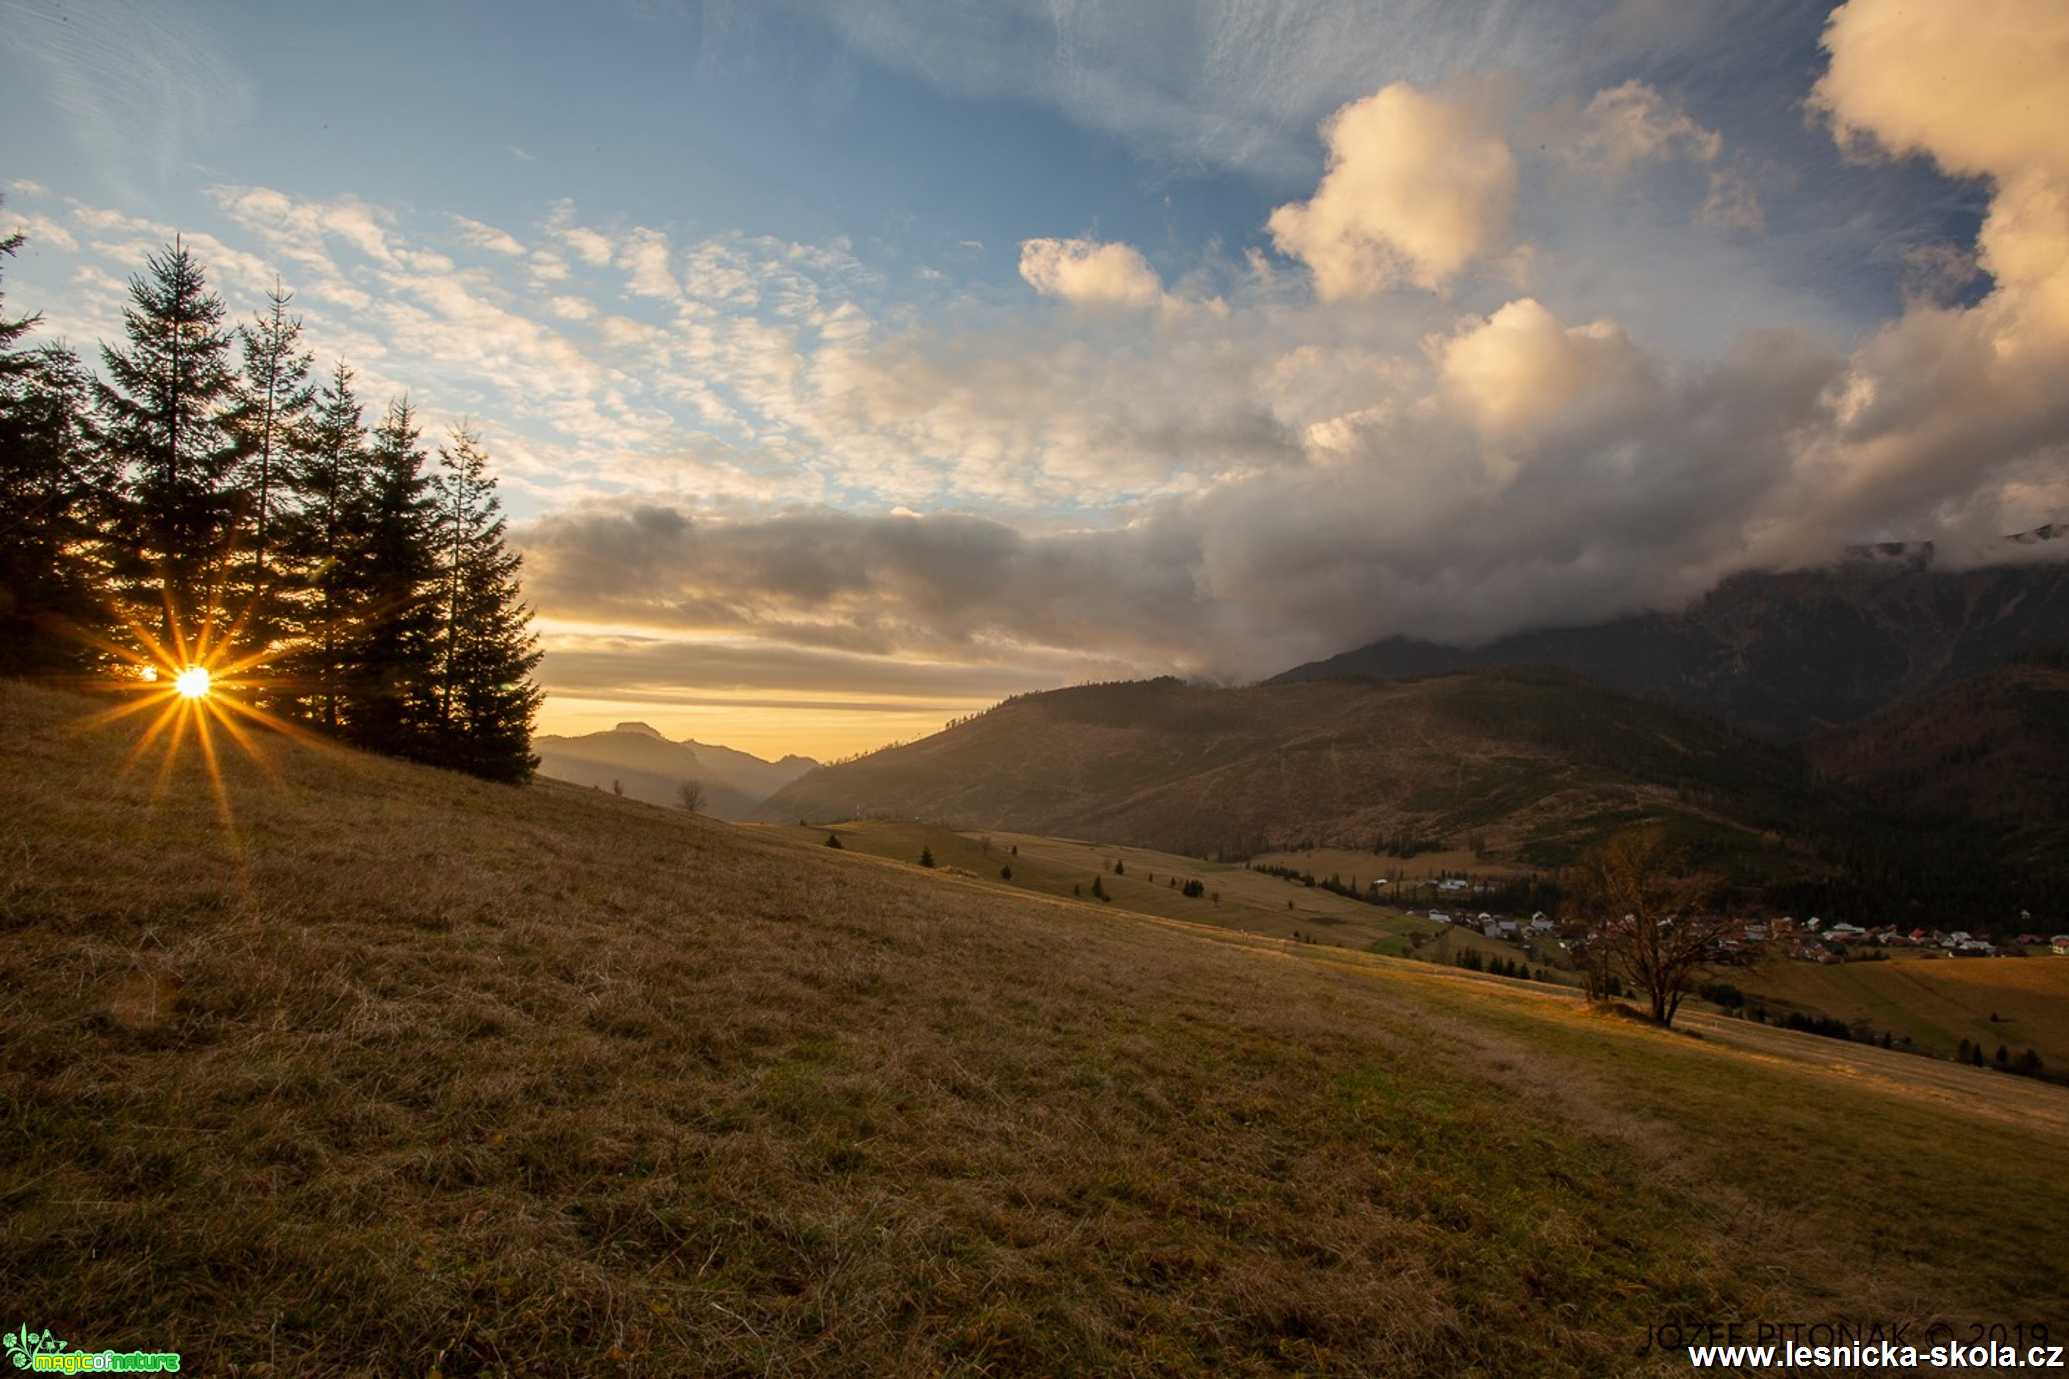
[174,665,212,699]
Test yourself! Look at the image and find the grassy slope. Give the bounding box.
[755,822,1446,958]
[4,680,2067,1377]
[1735,955,2069,1067]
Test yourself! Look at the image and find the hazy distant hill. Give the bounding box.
[760,670,1820,874]
[535,722,816,819]
[1270,547,2069,740]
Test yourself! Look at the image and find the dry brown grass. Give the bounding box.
[1738,953,2069,1069]
[3,680,2065,1377]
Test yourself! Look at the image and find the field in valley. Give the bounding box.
[753,822,1450,958]
[1250,845,1535,884]
[5,678,2067,1377]
[1734,953,2069,1069]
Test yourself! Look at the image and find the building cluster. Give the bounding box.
[1421,909,1557,942]
[1733,916,2069,963]
[1413,904,2069,966]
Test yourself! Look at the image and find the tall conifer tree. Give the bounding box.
[0,217,42,371]
[226,281,315,644]
[432,426,542,782]
[350,396,441,757]
[278,361,373,729]
[1,223,113,672]
[94,239,241,656]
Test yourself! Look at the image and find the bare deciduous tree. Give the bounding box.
[1558,826,1724,1026]
[676,779,704,813]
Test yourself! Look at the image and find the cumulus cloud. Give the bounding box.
[1017,237,1166,309]
[1573,80,1720,171]
[1811,0,2066,185]
[515,290,1848,682]
[1267,83,1516,297]
[1792,0,2069,548]
[1437,298,1652,441]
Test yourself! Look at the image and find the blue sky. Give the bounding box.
[4,0,2062,757]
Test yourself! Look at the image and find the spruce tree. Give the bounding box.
[278,361,372,729]
[1,337,112,674]
[1,221,113,672]
[350,396,440,757]
[0,216,42,372]
[225,281,315,642]
[95,239,241,656]
[432,426,542,782]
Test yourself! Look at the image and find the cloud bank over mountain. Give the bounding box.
[7,0,2065,748]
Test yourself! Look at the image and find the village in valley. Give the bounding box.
[1294,864,2066,963]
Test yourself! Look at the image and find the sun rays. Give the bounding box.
[56,584,348,851]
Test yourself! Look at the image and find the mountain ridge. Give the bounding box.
[1268,549,2069,739]
[535,725,818,818]
[759,668,1822,879]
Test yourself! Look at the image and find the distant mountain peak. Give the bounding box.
[1841,539,1935,568]
[1268,551,2069,740]
[612,722,667,739]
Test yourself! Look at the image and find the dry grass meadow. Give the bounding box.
[1735,952,2069,1069]
[753,822,1447,957]
[4,680,2067,1376]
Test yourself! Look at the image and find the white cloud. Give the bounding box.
[1573,80,1720,171]
[1017,237,1165,309]
[1789,0,2069,548]
[1811,0,2067,186]
[548,202,616,268]
[1267,83,1516,298]
[3,208,77,253]
[452,215,526,256]
[527,250,570,284]
[1438,298,1650,440]
[618,226,679,300]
